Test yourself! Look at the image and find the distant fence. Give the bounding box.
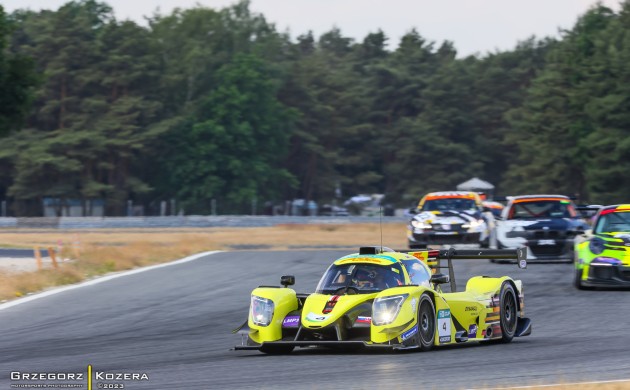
[0,216,407,229]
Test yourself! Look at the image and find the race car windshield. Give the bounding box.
[316,263,405,294]
[595,211,630,233]
[422,198,476,212]
[508,200,576,219]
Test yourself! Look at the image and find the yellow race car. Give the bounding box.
[574,204,630,289]
[233,247,531,353]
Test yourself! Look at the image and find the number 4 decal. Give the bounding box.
[437,309,451,344]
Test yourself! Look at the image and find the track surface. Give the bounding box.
[1,250,629,389]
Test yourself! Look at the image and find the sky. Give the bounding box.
[2,0,623,56]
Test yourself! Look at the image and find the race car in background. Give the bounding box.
[407,191,497,249]
[233,246,531,354]
[574,204,630,289]
[496,195,589,262]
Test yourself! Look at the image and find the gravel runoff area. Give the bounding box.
[0,256,58,273]
[0,248,60,272]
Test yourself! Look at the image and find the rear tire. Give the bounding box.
[498,283,517,343]
[415,294,435,351]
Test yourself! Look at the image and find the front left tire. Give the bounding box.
[415,293,435,351]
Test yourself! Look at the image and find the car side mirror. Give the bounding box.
[430,274,449,285]
[408,207,418,215]
[281,275,295,287]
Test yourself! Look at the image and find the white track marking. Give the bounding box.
[469,378,630,390]
[0,250,222,311]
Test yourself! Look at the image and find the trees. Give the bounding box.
[0,6,38,136]
[154,54,295,214]
[2,1,161,215]
[504,4,619,201]
[2,0,630,215]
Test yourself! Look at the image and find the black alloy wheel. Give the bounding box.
[499,283,518,342]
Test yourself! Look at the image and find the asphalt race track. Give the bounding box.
[1,250,630,389]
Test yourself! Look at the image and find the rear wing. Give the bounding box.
[398,247,527,292]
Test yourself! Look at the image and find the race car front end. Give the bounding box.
[496,196,589,261]
[575,234,630,288]
[501,223,578,261]
[407,212,487,248]
[235,256,431,352]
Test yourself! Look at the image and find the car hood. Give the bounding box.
[597,232,630,248]
[501,217,588,231]
[301,293,376,329]
[590,232,630,265]
[413,210,481,224]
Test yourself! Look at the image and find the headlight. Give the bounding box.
[411,220,432,229]
[372,294,408,326]
[589,238,605,255]
[462,219,483,229]
[250,296,274,326]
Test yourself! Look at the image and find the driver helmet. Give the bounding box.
[354,268,377,287]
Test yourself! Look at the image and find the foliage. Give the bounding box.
[1,0,630,215]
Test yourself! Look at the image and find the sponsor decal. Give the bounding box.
[409,298,417,311]
[356,316,371,324]
[437,309,452,344]
[338,258,384,264]
[306,312,330,322]
[410,252,428,261]
[537,239,556,246]
[465,306,477,312]
[401,325,418,341]
[282,315,301,327]
[468,324,478,338]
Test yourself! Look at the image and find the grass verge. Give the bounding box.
[0,223,407,301]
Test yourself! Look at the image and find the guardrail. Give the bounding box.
[0,216,407,229]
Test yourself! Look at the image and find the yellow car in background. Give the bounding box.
[575,204,630,289]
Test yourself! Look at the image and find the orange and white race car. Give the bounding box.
[408,191,497,249]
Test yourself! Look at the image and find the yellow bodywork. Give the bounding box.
[244,250,526,349]
[248,287,298,344]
